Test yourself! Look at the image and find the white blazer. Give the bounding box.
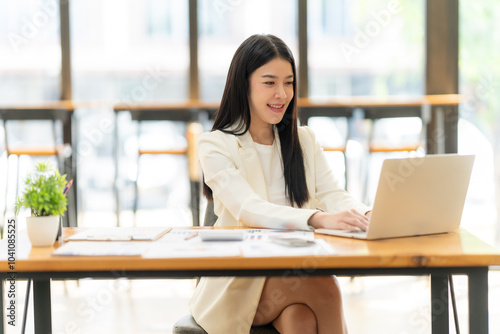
[189,125,370,334]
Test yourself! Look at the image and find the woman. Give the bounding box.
[190,34,371,334]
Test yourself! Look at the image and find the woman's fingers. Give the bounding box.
[338,209,369,231]
[309,210,370,230]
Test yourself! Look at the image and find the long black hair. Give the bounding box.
[203,34,309,208]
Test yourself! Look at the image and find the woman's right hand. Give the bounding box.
[308,209,369,231]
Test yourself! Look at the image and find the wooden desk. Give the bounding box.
[1,227,499,334]
[0,101,77,228]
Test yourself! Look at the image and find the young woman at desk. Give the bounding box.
[190,34,371,334]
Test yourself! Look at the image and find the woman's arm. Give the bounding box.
[301,127,372,230]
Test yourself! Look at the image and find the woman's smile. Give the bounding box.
[267,103,285,113]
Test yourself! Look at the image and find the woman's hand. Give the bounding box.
[308,209,369,231]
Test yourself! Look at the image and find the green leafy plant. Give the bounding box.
[14,161,68,217]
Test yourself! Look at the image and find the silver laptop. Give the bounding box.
[315,154,475,240]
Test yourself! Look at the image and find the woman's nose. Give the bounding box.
[275,84,287,99]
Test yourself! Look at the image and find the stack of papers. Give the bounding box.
[142,229,336,258]
[53,228,337,258]
[53,241,149,256]
[67,227,171,241]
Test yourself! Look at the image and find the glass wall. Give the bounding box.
[198,0,297,101]
[69,0,190,224]
[0,0,61,102]
[459,0,500,243]
[0,1,63,221]
[1,1,498,242]
[70,0,189,103]
[308,0,425,98]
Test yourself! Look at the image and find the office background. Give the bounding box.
[1,1,500,333]
[1,0,498,244]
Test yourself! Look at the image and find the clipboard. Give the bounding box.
[66,227,171,241]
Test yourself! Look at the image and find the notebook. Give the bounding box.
[315,154,475,240]
[66,227,171,241]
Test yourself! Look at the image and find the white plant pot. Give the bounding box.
[26,216,61,247]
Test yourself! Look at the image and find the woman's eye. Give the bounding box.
[285,81,295,86]
[264,81,274,85]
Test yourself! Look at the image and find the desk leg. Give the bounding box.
[468,267,489,334]
[33,279,52,334]
[430,274,449,334]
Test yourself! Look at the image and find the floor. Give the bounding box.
[16,271,500,334]
[13,208,500,334]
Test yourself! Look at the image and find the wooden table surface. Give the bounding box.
[111,94,462,111]
[0,94,462,111]
[2,226,498,334]
[5,227,499,273]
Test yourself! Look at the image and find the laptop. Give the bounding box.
[315,154,475,240]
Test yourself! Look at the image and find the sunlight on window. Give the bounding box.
[70,0,189,103]
[308,0,425,97]
[0,0,61,102]
[198,0,297,101]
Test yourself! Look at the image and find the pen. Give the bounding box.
[184,232,198,240]
[63,179,74,195]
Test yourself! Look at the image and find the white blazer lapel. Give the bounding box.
[236,131,268,201]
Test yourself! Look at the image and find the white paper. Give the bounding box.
[241,239,336,257]
[53,241,149,256]
[143,240,241,258]
[144,229,334,258]
[67,227,170,241]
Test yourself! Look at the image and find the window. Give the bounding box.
[0,0,61,102]
[459,0,500,244]
[198,0,297,101]
[308,0,425,97]
[70,0,189,103]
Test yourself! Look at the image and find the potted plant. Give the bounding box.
[14,161,69,247]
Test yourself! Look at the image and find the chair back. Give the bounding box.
[203,201,217,226]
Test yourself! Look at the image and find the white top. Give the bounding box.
[253,140,288,206]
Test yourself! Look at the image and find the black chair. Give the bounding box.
[173,314,279,334]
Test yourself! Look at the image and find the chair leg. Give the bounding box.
[0,279,4,334]
[343,151,348,191]
[21,279,31,334]
[133,155,140,227]
[362,153,372,205]
[1,155,10,238]
[449,275,461,334]
[15,155,21,205]
[133,121,143,227]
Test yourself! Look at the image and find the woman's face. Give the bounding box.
[248,57,294,131]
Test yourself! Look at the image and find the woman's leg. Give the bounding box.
[272,304,317,334]
[253,276,347,334]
